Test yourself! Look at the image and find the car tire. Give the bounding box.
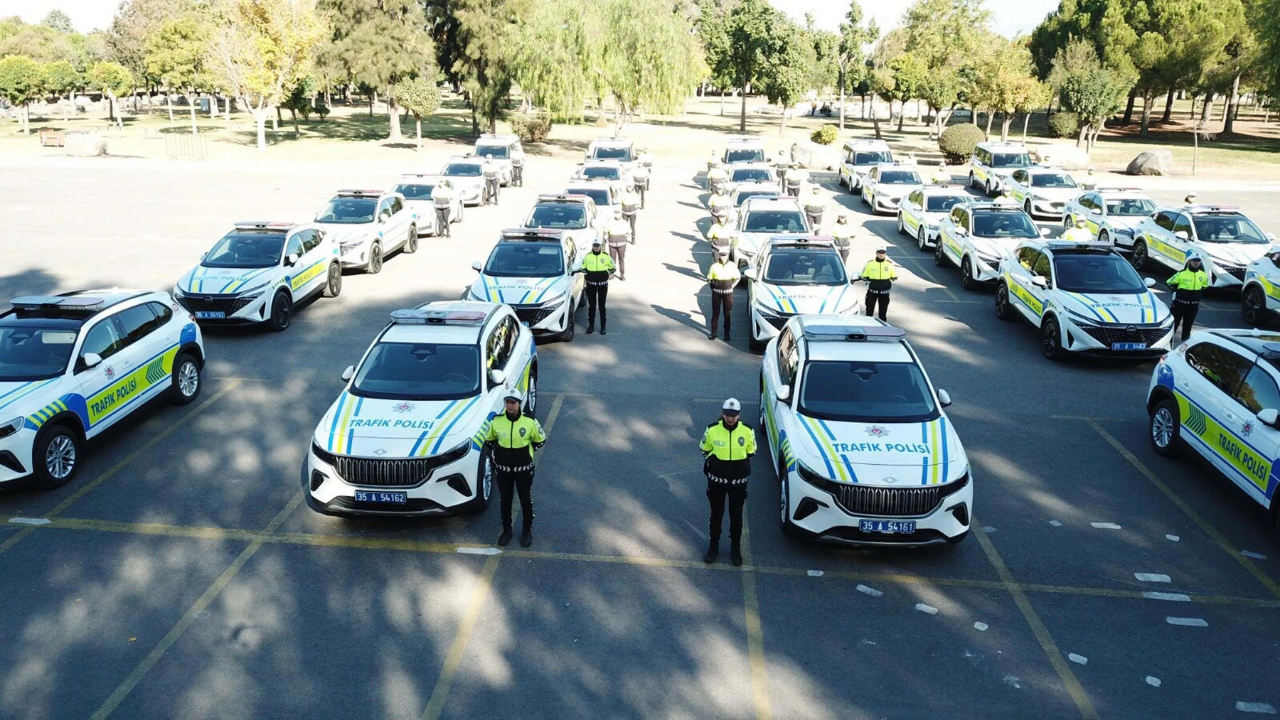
[918,226,928,252]
[1062,215,1073,230]
[960,257,977,291]
[995,282,1015,321]
[1041,316,1065,361]
[455,204,464,223]
[896,213,906,235]
[404,225,418,254]
[934,235,947,267]
[461,449,493,514]
[32,423,80,490]
[985,179,994,197]
[968,172,976,189]
[524,371,538,417]
[170,352,201,405]
[366,242,383,274]
[1098,229,1110,246]
[1131,239,1149,271]
[1149,398,1181,458]
[1243,286,1266,326]
[267,291,292,332]
[559,304,576,342]
[323,262,342,298]
[779,466,799,537]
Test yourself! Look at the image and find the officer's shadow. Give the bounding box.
[650,302,706,332]
[662,262,705,282]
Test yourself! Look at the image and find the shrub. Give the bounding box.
[938,123,986,164]
[1047,111,1079,139]
[510,113,552,143]
[810,124,839,145]
[315,104,330,121]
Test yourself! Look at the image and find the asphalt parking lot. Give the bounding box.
[1,154,1279,720]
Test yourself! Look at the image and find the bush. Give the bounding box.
[810,124,839,145]
[1047,111,1079,138]
[315,104,329,121]
[510,113,552,143]
[938,123,986,164]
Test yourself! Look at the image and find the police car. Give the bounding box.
[968,141,1032,197]
[394,174,464,231]
[1004,166,1081,219]
[733,197,810,274]
[747,236,860,351]
[585,137,636,175]
[727,163,776,193]
[473,133,523,185]
[760,315,971,545]
[467,229,584,342]
[723,136,767,165]
[1062,187,1158,249]
[574,159,627,185]
[1131,204,1275,287]
[1241,252,1280,326]
[861,163,924,215]
[175,222,341,331]
[307,302,536,517]
[896,185,970,251]
[524,194,602,252]
[441,156,487,206]
[936,201,1047,290]
[0,291,204,489]
[1146,329,1280,539]
[565,179,621,221]
[838,139,893,192]
[314,189,418,274]
[995,240,1171,360]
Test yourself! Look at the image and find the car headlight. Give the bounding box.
[339,239,364,252]
[1065,309,1100,327]
[0,416,24,439]
[173,285,186,299]
[237,285,268,300]
[311,440,336,464]
[754,303,783,319]
[540,293,566,308]
[434,440,472,466]
[1113,228,1134,238]
[1159,314,1174,328]
[796,461,837,489]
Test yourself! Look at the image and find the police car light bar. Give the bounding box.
[500,228,564,241]
[1095,187,1143,193]
[804,324,907,342]
[10,296,105,312]
[1045,241,1114,251]
[390,309,488,326]
[233,221,295,231]
[336,189,382,197]
[536,194,589,204]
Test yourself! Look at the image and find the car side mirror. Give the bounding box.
[954,227,968,236]
[489,369,507,385]
[776,385,791,403]
[1144,277,1156,288]
[937,389,952,407]
[1174,230,1189,241]
[1091,207,1102,215]
[1031,276,1048,288]
[471,260,483,272]
[1039,227,1051,236]
[1268,233,1277,242]
[341,366,354,382]
[81,352,102,369]
[286,253,299,266]
[378,213,390,224]
[1258,408,1280,428]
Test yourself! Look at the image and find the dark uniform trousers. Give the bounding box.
[707,481,747,545]
[586,282,608,329]
[711,291,733,335]
[865,289,890,321]
[498,469,534,533]
[435,207,450,237]
[1171,298,1199,341]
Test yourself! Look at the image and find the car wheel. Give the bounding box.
[323,262,342,298]
[995,282,1015,320]
[1131,240,1149,271]
[524,372,538,417]
[1149,399,1181,458]
[918,226,928,252]
[367,242,383,274]
[33,424,80,490]
[934,235,947,267]
[758,384,767,431]
[896,213,905,235]
[1041,316,1065,361]
[960,256,977,291]
[404,225,418,254]
[170,352,201,405]
[462,449,493,514]
[559,304,575,342]
[1063,215,1073,230]
[455,204,464,223]
[267,291,292,332]
[779,468,799,537]
[968,172,976,189]
[1099,229,1110,246]
[1244,286,1266,326]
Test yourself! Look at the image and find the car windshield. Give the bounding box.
[1105,198,1156,216]
[201,233,284,268]
[592,146,632,161]
[736,190,779,207]
[726,148,764,163]
[444,163,482,177]
[484,243,565,277]
[854,151,891,165]
[0,326,78,381]
[1031,173,1078,188]
[1052,253,1147,294]
[352,343,479,401]
[581,166,620,180]
[567,188,611,207]
[1192,214,1269,244]
[763,250,847,286]
[475,145,509,159]
[973,211,1038,238]
[800,360,939,423]
[745,210,807,233]
[990,152,1031,168]
[879,171,921,185]
[527,204,587,229]
[394,183,435,199]
[926,195,966,213]
[316,198,376,224]
[731,168,772,183]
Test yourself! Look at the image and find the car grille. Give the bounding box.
[514,305,555,326]
[1079,325,1170,346]
[1221,265,1246,281]
[800,467,968,517]
[331,456,444,487]
[1050,202,1065,209]
[178,295,255,316]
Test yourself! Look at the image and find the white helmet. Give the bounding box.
[722,398,742,413]
[1074,216,1087,227]
[875,243,888,253]
[504,389,524,403]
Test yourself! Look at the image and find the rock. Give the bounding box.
[65,131,106,157]
[1126,150,1173,176]
[1033,144,1091,170]
[789,140,840,171]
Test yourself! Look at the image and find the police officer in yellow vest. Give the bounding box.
[700,397,757,566]
[707,246,740,341]
[1167,253,1208,342]
[485,389,546,547]
[1060,216,1093,242]
[861,244,899,321]
[578,239,617,333]
[706,217,733,256]
[830,214,854,263]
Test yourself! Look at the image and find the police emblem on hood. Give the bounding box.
[865,425,889,438]
[393,402,415,413]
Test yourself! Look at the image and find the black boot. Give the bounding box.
[497,528,513,546]
[586,322,595,334]
[520,528,533,548]
[600,325,607,335]
[704,540,719,564]
[730,542,743,567]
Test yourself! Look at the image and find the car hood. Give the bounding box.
[875,184,920,198]
[314,223,378,245]
[0,379,77,425]
[755,283,857,314]
[1027,187,1078,202]
[446,176,484,188]
[1197,243,1269,267]
[791,413,966,486]
[178,265,277,295]
[1058,290,1168,324]
[470,275,568,305]
[1103,215,1144,232]
[970,235,1030,257]
[314,391,489,457]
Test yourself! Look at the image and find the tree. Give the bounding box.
[599,0,707,128]
[884,52,927,131]
[803,16,839,100]
[425,0,464,89]
[42,10,75,33]
[452,0,530,134]
[896,0,990,135]
[1054,40,1134,150]
[760,22,808,133]
[511,0,605,121]
[0,55,43,134]
[394,75,441,148]
[108,0,197,104]
[86,61,134,128]
[144,14,209,133]
[42,60,81,120]
[724,0,776,132]
[836,0,877,130]
[210,0,328,150]
[696,0,737,114]
[968,37,1042,140]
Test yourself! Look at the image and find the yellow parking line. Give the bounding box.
[1087,420,1280,600]
[739,517,772,720]
[974,525,1099,720]
[420,555,501,720]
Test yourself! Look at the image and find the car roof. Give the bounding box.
[764,235,838,252]
[730,162,773,170]
[1,289,153,325]
[381,301,502,344]
[920,185,970,196]
[398,174,444,182]
[1020,239,1117,255]
[742,198,803,212]
[1024,165,1068,174]
[590,137,632,146]
[1092,186,1149,196]
[565,181,613,193]
[476,134,518,144]
[976,142,1028,151]
[535,194,593,207]
[843,139,890,149]
[966,201,1025,214]
[1181,205,1247,216]
[874,163,921,173]
[445,156,482,163]
[334,189,387,199]
[795,316,916,363]
[1210,329,1280,360]
[733,183,779,195]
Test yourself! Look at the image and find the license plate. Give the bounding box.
[354,491,407,504]
[1111,342,1147,351]
[860,520,916,534]
[195,311,225,319]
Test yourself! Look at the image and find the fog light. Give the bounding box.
[949,502,969,526]
[443,474,472,497]
[794,496,825,522]
[310,470,326,492]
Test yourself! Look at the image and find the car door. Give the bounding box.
[1027,250,1055,315]
[1006,248,1044,322]
[943,207,968,264]
[1168,212,1195,267]
[1178,341,1256,481]
[902,190,922,232]
[862,167,878,202]
[1146,211,1182,270]
[482,318,511,416]
[293,229,328,297]
[74,316,127,437]
[1225,361,1280,506]
[565,240,584,304]
[82,303,171,434]
[1079,194,1102,233]
[1010,170,1028,202]
[388,196,411,248]
[761,325,796,466]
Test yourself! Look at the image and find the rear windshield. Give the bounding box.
[972,211,1038,238]
[854,151,891,165]
[444,163,482,177]
[527,204,587,230]
[316,198,376,224]
[879,171,921,185]
[394,183,435,199]
[475,145,509,159]
[592,146,632,161]
[926,195,966,213]
[581,166,620,180]
[800,360,938,423]
[567,188,611,207]
[1052,253,1148,294]
[484,243,565,278]
[726,148,765,163]
[745,210,807,234]
[731,168,772,183]
[1192,214,1269,244]
[1030,173,1078,188]
[736,190,779,207]
[1105,198,1157,216]
[990,152,1031,168]
[352,343,479,401]
[763,250,847,286]
[202,233,284,268]
[0,326,77,381]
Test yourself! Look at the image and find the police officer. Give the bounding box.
[707,245,740,340]
[510,154,525,187]
[706,216,733,258]
[578,239,616,332]
[932,161,950,185]
[861,244,898,321]
[485,389,546,548]
[604,215,631,281]
[431,180,455,238]
[631,163,651,209]
[830,213,854,263]
[1167,252,1208,341]
[784,163,806,198]
[707,151,721,173]
[803,186,824,234]
[637,146,654,170]
[482,157,501,205]
[708,188,732,226]
[707,162,729,195]
[772,151,790,190]
[1060,216,1093,242]
[620,185,642,242]
[997,186,1017,206]
[700,398,756,566]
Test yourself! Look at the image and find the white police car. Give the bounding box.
[1147,329,1280,539]
[761,315,971,545]
[733,197,810,274]
[306,302,536,517]
[585,137,637,175]
[968,142,1032,197]
[748,236,860,351]
[441,156,487,206]
[1004,166,1081,219]
[314,189,418,274]
[1241,251,1280,326]
[394,174,464,231]
[565,179,620,221]
[1132,203,1275,287]
[473,133,523,185]
[861,163,924,215]
[995,240,1172,360]
[0,291,204,488]
[936,201,1047,290]
[1062,187,1157,249]
[175,222,341,332]
[723,136,767,165]
[524,194,602,252]
[727,163,776,194]
[468,229,585,342]
[574,159,627,187]
[838,139,893,192]
[896,185,970,251]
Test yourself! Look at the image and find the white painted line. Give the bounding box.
[1134,573,1172,583]
[1166,617,1208,627]
[915,603,938,615]
[1048,520,1062,527]
[973,622,989,631]
[1241,550,1268,560]
[982,526,996,532]
[8,517,50,526]
[1068,653,1088,665]
[856,584,883,598]
[1091,522,1122,530]
[1146,676,1161,688]
[807,570,824,577]
[1143,592,1191,602]
[457,547,502,556]
[1166,534,1180,542]
[1236,701,1277,714]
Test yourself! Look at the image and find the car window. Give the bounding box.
[776,328,795,386]
[148,302,172,326]
[1012,170,1026,183]
[79,319,124,363]
[1107,198,1157,216]
[1079,195,1096,210]
[763,249,847,286]
[1053,254,1147,293]
[973,211,1038,238]
[316,198,376,224]
[1172,213,1194,237]
[500,317,518,365]
[390,197,404,214]
[528,204,587,229]
[353,343,479,400]
[1031,253,1053,280]
[1016,248,1040,270]
[1184,342,1253,396]
[115,304,166,347]
[799,360,938,423]
[484,243,564,278]
[285,233,304,259]
[1192,214,1269,244]
[745,211,807,233]
[485,320,513,372]
[1154,211,1176,231]
[1235,364,1280,414]
[1030,173,1078,188]
[0,326,78,381]
[879,171,921,184]
[926,195,965,213]
[907,191,920,206]
[394,183,435,199]
[300,229,322,253]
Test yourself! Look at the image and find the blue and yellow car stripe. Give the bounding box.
[799,416,852,482]
[0,378,57,412]
[421,396,481,456]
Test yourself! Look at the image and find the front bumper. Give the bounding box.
[785,470,973,546]
[1208,265,1247,288]
[751,306,790,342]
[871,194,902,214]
[177,292,272,325]
[458,184,483,205]
[1058,316,1174,358]
[1028,198,1067,217]
[305,445,482,517]
[968,254,1004,283]
[512,300,572,335]
[339,240,376,269]
[0,430,35,483]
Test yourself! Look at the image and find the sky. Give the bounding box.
[14,0,1061,38]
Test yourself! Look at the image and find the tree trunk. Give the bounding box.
[897,101,905,132]
[1224,73,1241,134]
[107,94,116,122]
[1123,89,1136,124]
[1189,94,1196,119]
[167,92,174,123]
[871,97,882,139]
[1021,111,1031,143]
[1077,123,1088,148]
[739,82,747,132]
[369,93,374,117]
[291,108,299,137]
[1000,115,1012,142]
[1220,92,1230,122]
[984,109,994,137]
[254,109,267,150]
[388,98,403,140]
[470,105,478,136]
[189,97,198,136]
[838,71,846,131]
[1140,90,1152,135]
[861,93,867,118]
[1162,89,1174,123]
[416,118,422,150]
[719,88,725,116]
[1201,93,1214,122]
[272,107,279,131]
[779,103,786,135]
[209,94,216,118]
[20,104,28,134]
[488,112,496,134]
